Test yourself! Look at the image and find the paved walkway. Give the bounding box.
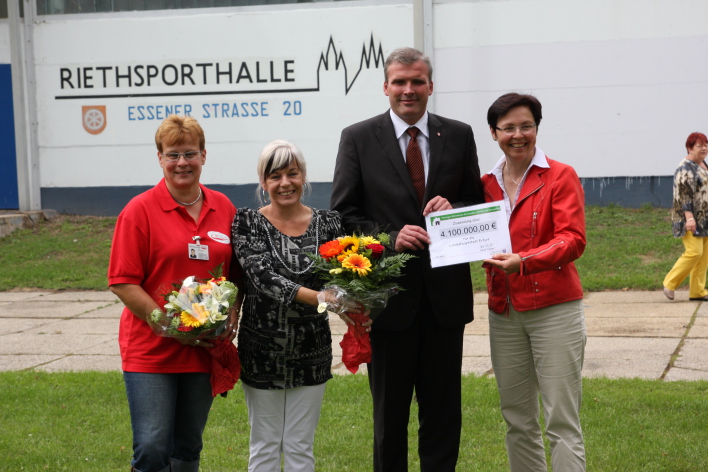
[1,290,707,381]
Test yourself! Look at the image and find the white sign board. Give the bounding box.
[33,6,414,187]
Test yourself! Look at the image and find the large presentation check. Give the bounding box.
[426,201,512,268]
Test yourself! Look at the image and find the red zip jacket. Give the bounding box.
[481,156,586,314]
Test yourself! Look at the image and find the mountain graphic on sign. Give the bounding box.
[316,35,385,95]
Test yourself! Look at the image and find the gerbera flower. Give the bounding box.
[181,303,209,328]
[359,236,380,246]
[180,311,203,328]
[319,240,344,259]
[341,253,372,276]
[329,268,343,274]
[199,283,212,294]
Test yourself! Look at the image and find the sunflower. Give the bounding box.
[319,240,344,259]
[341,253,372,276]
[338,236,360,255]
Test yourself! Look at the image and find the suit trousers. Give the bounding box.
[663,231,708,298]
[368,293,464,472]
[242,382,326,472]
[489,299,587,472]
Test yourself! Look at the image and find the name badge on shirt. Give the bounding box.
[188,243,209,260]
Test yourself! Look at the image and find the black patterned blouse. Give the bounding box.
[232,207,342,389]
[671,159,708,237]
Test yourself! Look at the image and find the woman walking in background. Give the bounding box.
[663,132,708,301]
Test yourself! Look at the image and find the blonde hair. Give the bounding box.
[256,140,310,204]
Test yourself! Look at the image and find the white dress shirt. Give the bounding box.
[488,146,550,219]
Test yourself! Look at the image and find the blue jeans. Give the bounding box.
[123,372,214,472]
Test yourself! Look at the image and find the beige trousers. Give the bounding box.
[489,299,587,472]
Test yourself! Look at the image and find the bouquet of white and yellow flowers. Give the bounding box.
[148,264,238,340]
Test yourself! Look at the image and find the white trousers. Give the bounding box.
[489,299,587,472]
[242,383,326,472]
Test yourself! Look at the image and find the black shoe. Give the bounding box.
[689,295,708,301]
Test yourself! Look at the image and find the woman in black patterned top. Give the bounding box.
[663,132,708,301]
[232,140,344,472]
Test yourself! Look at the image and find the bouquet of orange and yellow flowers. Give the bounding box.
[308,233,414,373]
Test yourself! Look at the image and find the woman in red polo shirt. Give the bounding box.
[108,115,238,472]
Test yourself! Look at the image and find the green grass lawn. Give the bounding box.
[2,372,706,471]
[0,215,116,291]
[0,205,686,293]
[0,206,703,471]
[468,204,682,293]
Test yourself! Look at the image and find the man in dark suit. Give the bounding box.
[331,47,484,471]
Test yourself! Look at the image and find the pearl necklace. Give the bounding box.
[264,211,319,275]
[173,187,202,206]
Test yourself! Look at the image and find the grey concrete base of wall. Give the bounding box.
[580,176,672,208]
[0,210,59,238]
[40,176,671,216]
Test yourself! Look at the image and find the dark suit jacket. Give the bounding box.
[331,111,484,330]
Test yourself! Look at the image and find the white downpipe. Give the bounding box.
[9,0,41,211]
[413,0,435,112]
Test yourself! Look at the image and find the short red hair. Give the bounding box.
[686,132,708,152]
[155,115,205,153]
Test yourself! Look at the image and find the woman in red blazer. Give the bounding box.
[482,93,587,472]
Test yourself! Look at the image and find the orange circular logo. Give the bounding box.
[82,106,107,135]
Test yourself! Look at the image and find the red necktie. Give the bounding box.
[406,127,425,205]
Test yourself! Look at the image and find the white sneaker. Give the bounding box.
[663,286,675,301]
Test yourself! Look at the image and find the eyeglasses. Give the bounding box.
[495,124,536,135]
[161,151,202,161]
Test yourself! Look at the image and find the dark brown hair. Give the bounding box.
[487,93,542,129]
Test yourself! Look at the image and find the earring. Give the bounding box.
[260,187,269,203]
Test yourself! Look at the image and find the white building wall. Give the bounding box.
[433,0,708,177]
[0,22,11,63]
[2,0,707,205]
